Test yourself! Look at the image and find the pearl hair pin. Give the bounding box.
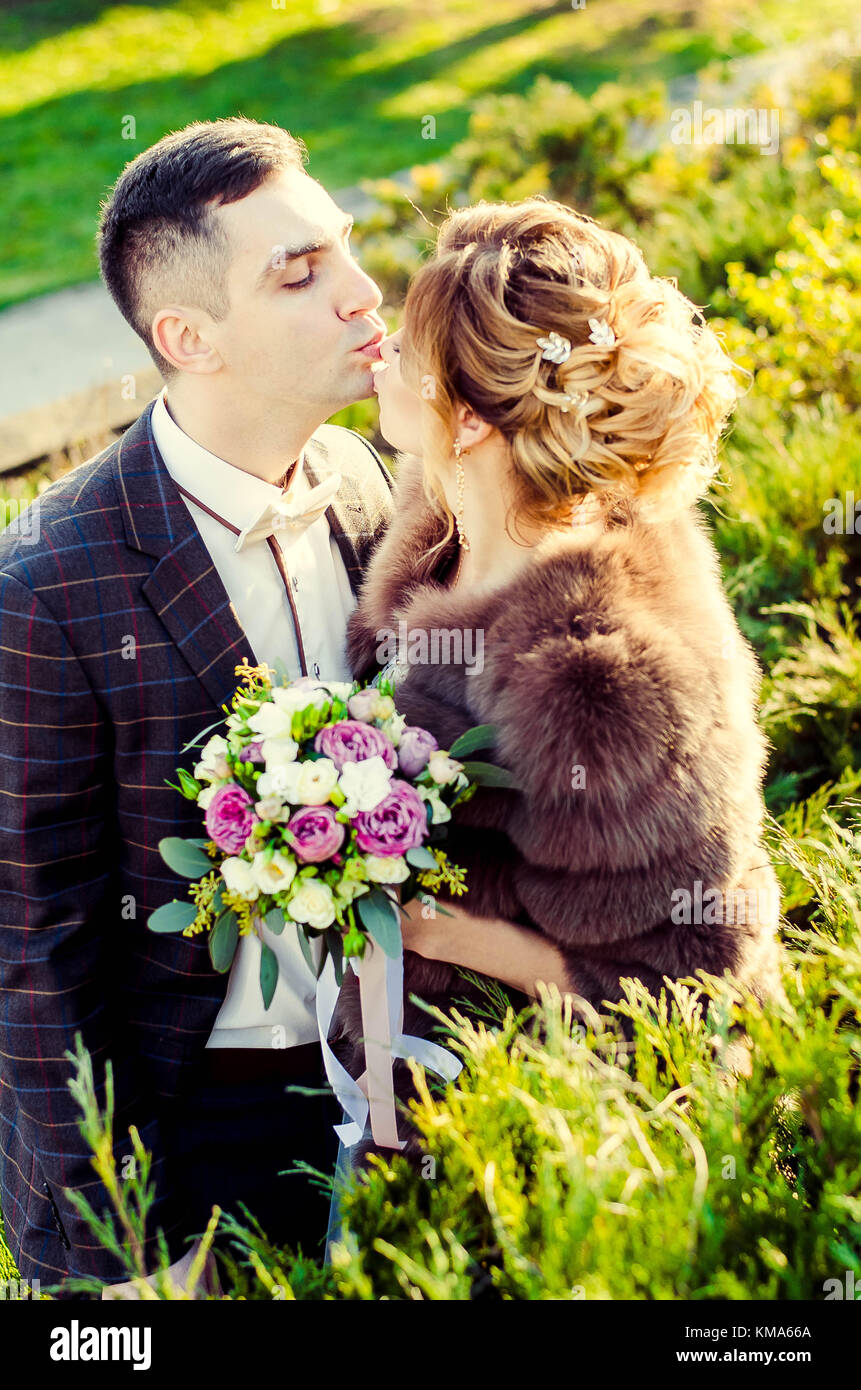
[588,317,616,347]
[536,331,572,364]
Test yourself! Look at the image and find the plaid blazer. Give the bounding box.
[0,399,394,1291]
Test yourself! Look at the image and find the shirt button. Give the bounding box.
[312,662,321,678]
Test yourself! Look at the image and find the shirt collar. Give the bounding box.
[150,387,307,532]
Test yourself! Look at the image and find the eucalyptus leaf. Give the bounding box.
[448,723,499,758]
[260,942,278,1010]
[327,927,344,987]
[356,888,402,959]
[264,907,286,936]
[158,837,213,879]
[295,923,317,976]
[209,909,239,973]
[406,845,439,871]
[147,900,198,933]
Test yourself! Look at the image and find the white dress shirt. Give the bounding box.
[150,388,358,1050]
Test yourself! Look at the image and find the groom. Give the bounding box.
[0,118,394,1297]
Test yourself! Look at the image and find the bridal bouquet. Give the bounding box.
[147,658,505,1006]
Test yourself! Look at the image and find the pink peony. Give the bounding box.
[205,783,256,855]
[354,779,429,857]
[284,805,345,863]
[314,720,397,772]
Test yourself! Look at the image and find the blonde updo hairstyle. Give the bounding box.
[399,197,739,544]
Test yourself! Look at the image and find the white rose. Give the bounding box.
[255,794,289,822]
[427,751,464,786]
[321,681,354,702]
[194,734,229,783]
[257,762,303,803]
[252,849,297,895]
[364,854,410,884]
[248,701,297,743]
[260,734,299,767]
[287,878,336,931]
[220,856,260,901]
[271,682,330,715]
[294,758,339,805]
[338,755,393,816]
[196,783,218,811]
[419,784,451,825]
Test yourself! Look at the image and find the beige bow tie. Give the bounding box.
[233,471,343,552]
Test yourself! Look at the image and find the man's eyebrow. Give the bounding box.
[255,215,354,290]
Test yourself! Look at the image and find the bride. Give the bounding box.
[331,195,782,1159]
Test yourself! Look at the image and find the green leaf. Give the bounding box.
[295,922,317,976]
[459,760,520,789]
[147,900,198,933]
[326,927,345,987]
[158,837,213,879]
[264,907,286,936]
[260,942,278,1010]
[356,888,402,958]
[406,845,439,871]
[179,717,228,756]
[208,910,239,973]
[448,723,498,758]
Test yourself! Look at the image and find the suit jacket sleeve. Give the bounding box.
[0,571,186,1283]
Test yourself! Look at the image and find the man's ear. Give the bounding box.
[151,307,223,375]
[455,401,494,450]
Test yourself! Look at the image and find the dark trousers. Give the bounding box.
[167,1056,342,1264]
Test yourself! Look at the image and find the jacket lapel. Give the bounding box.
[115,400,252,712]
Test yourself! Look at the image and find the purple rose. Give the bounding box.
[314,720,397,772]
[397,726,439,778]
[284,805,345,863]
[205,783,256,856]
[239,740,265,764]
[354,779,429,857]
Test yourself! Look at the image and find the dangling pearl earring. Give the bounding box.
[453,437,471,551]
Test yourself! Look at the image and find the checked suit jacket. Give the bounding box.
[0,397,394,1291]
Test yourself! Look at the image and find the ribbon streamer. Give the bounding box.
[316,932,463,1150]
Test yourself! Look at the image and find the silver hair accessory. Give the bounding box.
[536,331,572,364]
[588,317,616,348]
[559,390,589,414]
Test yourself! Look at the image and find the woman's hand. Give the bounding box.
[399,895,574,999]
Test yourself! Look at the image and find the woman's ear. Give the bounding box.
[455,401,494,450]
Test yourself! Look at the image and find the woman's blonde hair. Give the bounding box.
[400,197,739,542]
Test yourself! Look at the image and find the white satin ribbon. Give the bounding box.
[234,472,343,552]
[316,938,463,1149]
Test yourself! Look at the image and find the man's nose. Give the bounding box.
[337,255,383,319]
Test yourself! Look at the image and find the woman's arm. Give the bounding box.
[400,897,574,999]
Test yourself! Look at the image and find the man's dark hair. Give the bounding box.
[98,118,307,377]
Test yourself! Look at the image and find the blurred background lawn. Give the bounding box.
[0,0,857,306]
[1,0,861,1299]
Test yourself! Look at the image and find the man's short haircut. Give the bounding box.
[98,118,307,377]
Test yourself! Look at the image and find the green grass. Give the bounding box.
[1,0,857,307]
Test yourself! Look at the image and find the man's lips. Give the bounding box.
[354,328,385,359]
